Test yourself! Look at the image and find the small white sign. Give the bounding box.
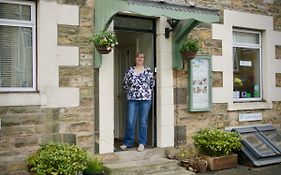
[239,113,263,122]
[240,60,252,67]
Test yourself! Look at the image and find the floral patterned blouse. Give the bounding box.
[123,67,155,100]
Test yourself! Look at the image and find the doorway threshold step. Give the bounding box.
[102,148,166,163]
[104,157,192,175]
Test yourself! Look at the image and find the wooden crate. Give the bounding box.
[203,154,238,171]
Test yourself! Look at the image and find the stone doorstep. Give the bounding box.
[101,147,166,164]
[101,147,196,175]
[149,167,196,175]
[104,158,181,175]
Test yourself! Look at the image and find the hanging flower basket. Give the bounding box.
[181,51,197,60]
[180,37,199,61]
[90,30,118,55]
[95,45,112,54]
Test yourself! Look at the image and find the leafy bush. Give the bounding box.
[192,128,242,157]
[180,38,200,53]
[177,146,198,161]
[27,142,89,175]
[83,157,104,174]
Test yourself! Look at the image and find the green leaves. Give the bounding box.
[180,38,200,52]
[90,30,118,48]
[27,142,89,175]
[192,128,242,157]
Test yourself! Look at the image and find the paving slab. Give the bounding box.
[202,163,281,175]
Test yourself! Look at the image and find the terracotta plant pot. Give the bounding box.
[181,51,197,60]
[95,45,112,54]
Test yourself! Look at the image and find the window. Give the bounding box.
[0,0,36,92]
[233,29,262,101]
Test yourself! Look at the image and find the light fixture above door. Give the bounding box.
[165,18,180,38]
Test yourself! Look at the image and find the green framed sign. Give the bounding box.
[189,56,212,112]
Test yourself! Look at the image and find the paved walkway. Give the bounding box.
[202,163,281,175]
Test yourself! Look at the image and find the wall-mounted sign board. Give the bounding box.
[189,56,212,112]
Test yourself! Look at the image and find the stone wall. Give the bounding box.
[0,0,95,174]
[0,0,281,174]
[172,0,281,145]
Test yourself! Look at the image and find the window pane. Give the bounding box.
[233,47,260,99]
[0,25,33,88]
[241,133,277,158]
[233,31,259,44]
[0,2,31,21]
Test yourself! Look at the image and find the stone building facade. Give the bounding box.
[0,0,281,174]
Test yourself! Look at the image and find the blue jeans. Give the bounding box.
[123,100,152,147]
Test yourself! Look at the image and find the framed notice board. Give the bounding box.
[189,56,212,112]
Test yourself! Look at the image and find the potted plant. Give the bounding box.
[177,147,208,173]
[192,128,242,171]
[27,142,88,175]
[90,30,118,54]
[83,157,104,175]
[180,37,199,60]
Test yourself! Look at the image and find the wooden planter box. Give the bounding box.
[203,154,238,171]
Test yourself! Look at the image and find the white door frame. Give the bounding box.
[99,17,175,153]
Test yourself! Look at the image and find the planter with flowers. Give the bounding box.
[192,128,242,171]
[180,38,200,61]
[90,30,118,54]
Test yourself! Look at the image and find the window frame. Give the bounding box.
[0,0,36,92]
[232,28,262,102]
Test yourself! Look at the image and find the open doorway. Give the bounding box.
[113,15,156,150]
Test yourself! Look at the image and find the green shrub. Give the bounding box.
[192,128,242,157]
[27,142,88,175]
[177,146,198,161]
[83,157,104,174]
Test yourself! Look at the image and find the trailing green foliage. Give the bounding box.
[90,30,118,48]
[83,157,104,174]
[180,38,200,53]
[192,128,242,157]
[27,142,89,175]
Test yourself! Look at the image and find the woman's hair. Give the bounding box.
[136,52,144,58]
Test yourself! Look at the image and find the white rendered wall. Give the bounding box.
[212,10,281,111]
[0,0,80,107]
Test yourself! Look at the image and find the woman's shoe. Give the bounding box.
[137,144,145,152]
[120,145,127,150]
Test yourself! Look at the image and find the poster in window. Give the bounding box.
[189,56,212,112]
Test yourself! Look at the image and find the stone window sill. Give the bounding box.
[228,101,273,111]
[0,93,46,107]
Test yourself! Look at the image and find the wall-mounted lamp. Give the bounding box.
[165,19,180,38]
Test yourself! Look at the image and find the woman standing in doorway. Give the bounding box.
[120,52,155,152]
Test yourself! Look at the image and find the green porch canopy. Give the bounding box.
[95,0,219,69]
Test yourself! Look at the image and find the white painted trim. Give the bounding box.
[212,9,281,110]
[98,16,175,153]
[99,42,115,154]
[0,0,36,92]
[0,0,80,107]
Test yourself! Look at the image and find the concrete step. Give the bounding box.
[148,167,196,175]
[104,157,180,175]
[102,147,196,175]
[102,148,165,163]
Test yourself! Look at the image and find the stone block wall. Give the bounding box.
[172,0,281,145]
[0,0,95,174]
